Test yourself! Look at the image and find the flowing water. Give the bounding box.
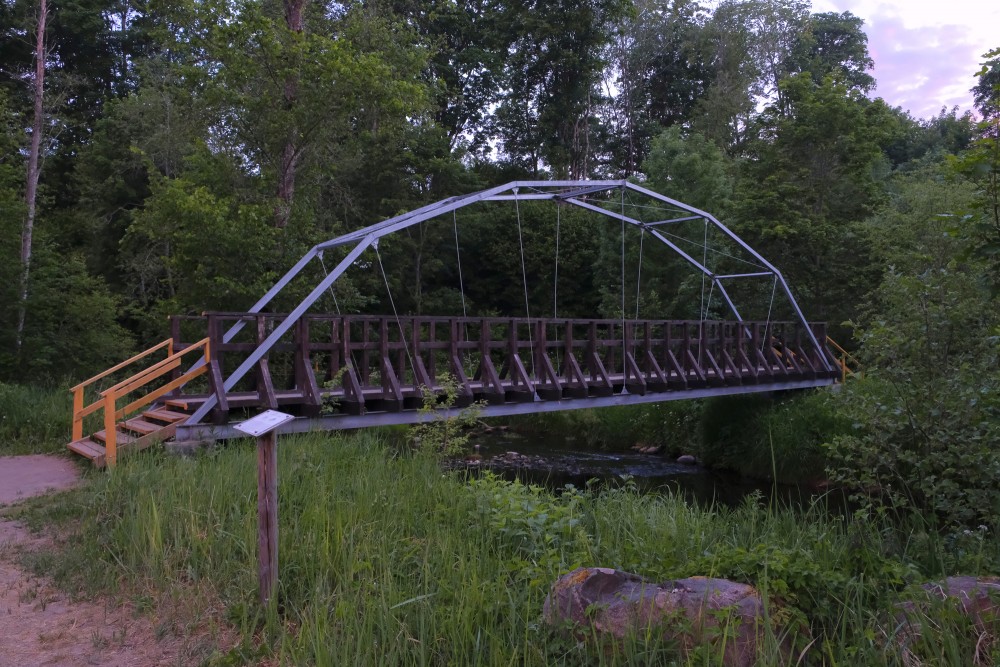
[468,430,842,510]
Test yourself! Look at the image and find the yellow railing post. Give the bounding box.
[72,387,84,442]
[104,392,118,467]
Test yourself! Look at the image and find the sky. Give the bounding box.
[810,0,999,119]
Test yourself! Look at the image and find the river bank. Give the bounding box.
[14,431,1000,665]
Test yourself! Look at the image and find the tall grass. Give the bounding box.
[17,432,1000,666]
[0,382,71,455]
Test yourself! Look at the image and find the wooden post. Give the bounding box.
[71,387,83,442]
[257,429,278,605]
[104,392,117,467]
[234,410,294,608]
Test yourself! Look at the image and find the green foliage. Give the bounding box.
[409,374,481,457]
[0,222,133,381]
[827,167,1000,530]
[0,382,71,455]
[643,126,735,215]
[122,164,281,320]
[788,11,875,92]
[972,47,1000,120]
[735,74,893,327]
[948,51,1000,290]
[468,473,591,587]
[700,391,848,483]
[492,0,631,177]
[23,432,1000,666]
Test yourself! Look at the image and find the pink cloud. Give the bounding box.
[864,11,982,118]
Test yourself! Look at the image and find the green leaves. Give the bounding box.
[827,167,1000,530]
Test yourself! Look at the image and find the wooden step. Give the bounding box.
[164,396,207,410]
[142,408,190,424]
[92,429,137,446]
[67,438,106,467]
[121,418,163,436]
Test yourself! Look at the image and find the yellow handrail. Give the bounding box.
[71,338,211,466]
[826,336,862,383]
[71,338,174,441]
[70,339,173,392]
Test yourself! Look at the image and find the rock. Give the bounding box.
[677,454,697,465]
[896,576,1000,655]
[543,567,776,667]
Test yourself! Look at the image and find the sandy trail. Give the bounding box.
[0,455,235,667]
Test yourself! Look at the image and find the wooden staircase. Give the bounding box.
[67,338,211,468]
[67,404,192,467]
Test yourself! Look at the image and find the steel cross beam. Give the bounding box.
[559,196,747,322]
[622,182,831,371]
[184,235,376,426]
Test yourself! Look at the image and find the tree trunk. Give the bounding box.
[17,0,48,355]
[274,0,306,228]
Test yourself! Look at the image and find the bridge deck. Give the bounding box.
[167,313,838,442]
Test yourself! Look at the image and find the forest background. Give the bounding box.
[1,0,1000,526]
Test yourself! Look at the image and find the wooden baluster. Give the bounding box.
[255,315,278,409]
[328,318,341,383]
[449,318,473,405]
[295,318,321,416]
[361,320,371,387]
[478,318,503,403]
[168,316,181,383]
[428,321,437,380]
[379,318,390,400]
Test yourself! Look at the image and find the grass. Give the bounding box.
[0,382,71,455]
[13,431,1000,666]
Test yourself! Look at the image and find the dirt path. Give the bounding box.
[0,455,237,667]
[0,455,80,505]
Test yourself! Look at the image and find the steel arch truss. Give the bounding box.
[182,180,832,428]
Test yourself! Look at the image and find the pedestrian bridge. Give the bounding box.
[66,180,842,466]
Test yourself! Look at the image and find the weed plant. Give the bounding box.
[16,432,1000,666]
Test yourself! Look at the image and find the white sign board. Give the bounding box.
[234,410,295,438]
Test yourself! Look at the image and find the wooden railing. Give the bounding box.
[826,336,862,382]
[169,314,839,419]
[70,338,211,466]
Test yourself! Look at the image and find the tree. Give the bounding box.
[733,74,893,328]
[493,0,629,177]
[881,106,976,170]
[691,0,809,153]
[827,167,1000,529]
[643,126,734,214]
[199,1,430,229]
[972,47,1000,120]
[388,0,507,154]
[17,0,47,356]
[950,48,1000,289]
[787,11,874,92]
[603,0,712,175]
